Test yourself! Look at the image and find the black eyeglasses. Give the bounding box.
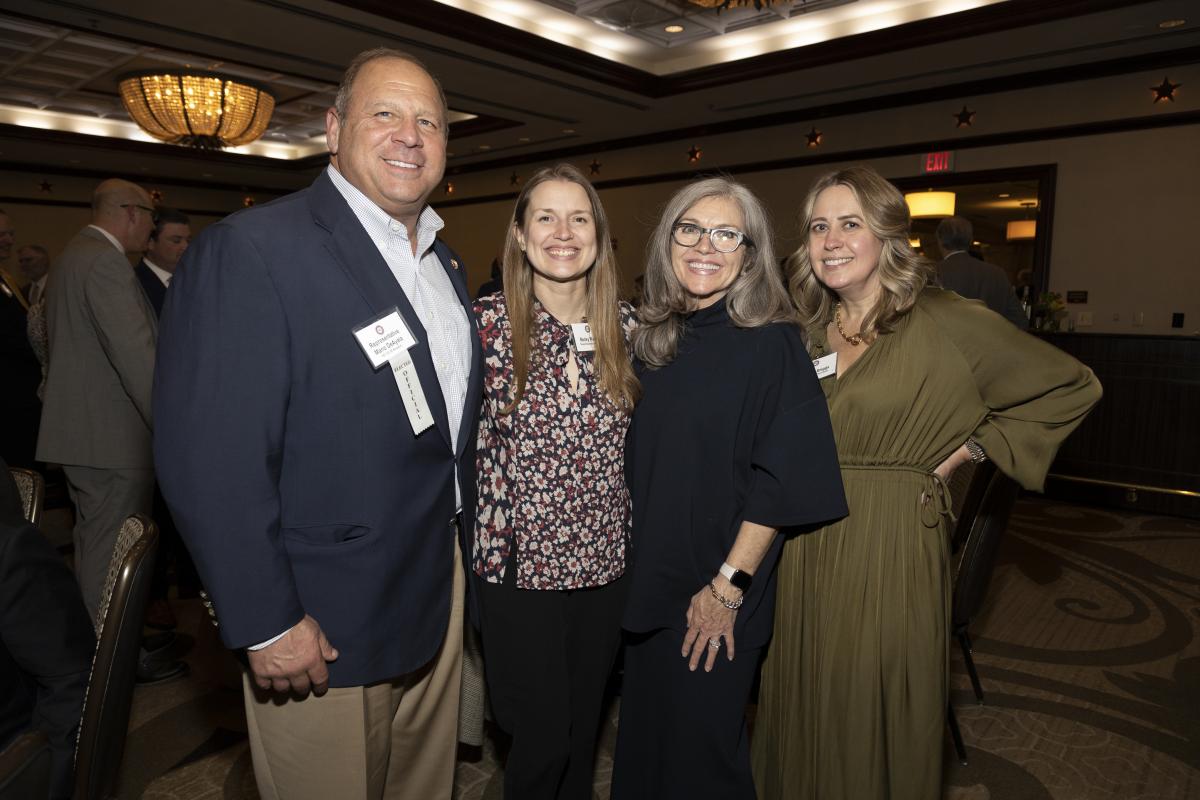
[121,203,156,215]
[671,223,753,253]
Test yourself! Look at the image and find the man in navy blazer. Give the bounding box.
[154,49,482,800]
[135,207,199,635]
[134,207,190,317]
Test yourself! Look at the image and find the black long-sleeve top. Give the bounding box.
[623,299,848,650]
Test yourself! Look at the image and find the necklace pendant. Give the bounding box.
[834,303,864,346]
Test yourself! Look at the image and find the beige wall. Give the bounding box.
[4,65,1197,335]
[0,174,260,276]
[439,66,1200,336]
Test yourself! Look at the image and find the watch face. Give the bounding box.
[730,570,753,592]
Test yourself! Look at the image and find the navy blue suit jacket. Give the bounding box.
[153,171,482,687]
[134,260,166,317]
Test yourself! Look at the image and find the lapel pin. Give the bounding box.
[450,259,460,270]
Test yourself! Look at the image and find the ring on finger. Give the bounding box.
[708,637,721,649]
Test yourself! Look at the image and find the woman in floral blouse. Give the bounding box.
[473,162,639,800]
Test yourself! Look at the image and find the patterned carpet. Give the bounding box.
[116,498,1200,799]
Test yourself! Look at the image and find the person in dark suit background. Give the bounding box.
[935,216,1028,327]
[0,459,96,800]
[133,208,201,633]
[0,210,43,469]
[154,48,482,800]
[134,207,190,316]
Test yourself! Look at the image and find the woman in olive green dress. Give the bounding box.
[751,165,1101,800]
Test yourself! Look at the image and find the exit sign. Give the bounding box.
[922,151,955,173]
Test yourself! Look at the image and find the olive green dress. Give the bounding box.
[751,288,1101,800]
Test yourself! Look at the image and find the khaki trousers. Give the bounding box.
[243,539,465,800]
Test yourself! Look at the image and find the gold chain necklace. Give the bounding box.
[834,303,865,346]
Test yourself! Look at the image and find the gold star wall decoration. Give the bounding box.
[1151,76,1181,103]
[509,172,521,186]
[589,159,602,176]
[445,182,455,195]
[687,144,702,163]
[150,189,164,204]
[242,196,255,208]
[805,127,822,148]
[38,180,52,193]
[953,105,976,128]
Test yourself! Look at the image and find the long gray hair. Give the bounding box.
[633,177,795,367]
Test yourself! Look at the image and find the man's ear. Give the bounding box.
[325,107,340,157]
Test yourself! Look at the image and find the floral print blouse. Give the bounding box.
[473,292,636,590]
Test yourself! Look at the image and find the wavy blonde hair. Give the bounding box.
[788,165,935,341]
[500,163,640,412]
[634,177,795,368]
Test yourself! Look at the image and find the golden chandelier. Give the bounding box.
[118,71,275,150]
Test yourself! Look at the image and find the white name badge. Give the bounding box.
[390,352,435,436]
[353,309,416,369]
[813,352,838,380]
[571,322,596,352]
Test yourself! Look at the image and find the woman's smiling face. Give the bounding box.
[671,195,747,310]
[808,183,884,299]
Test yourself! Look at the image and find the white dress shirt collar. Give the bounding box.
[325,165,444,257]
[87,224,124,254]
[143,258,172,286]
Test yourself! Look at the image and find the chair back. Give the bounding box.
[947,460,991,555]
[7,468,43,528]
[0,730,51,800]
[952,464,1019,630]
[73,514,159,800]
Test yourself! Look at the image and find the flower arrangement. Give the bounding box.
[1033,291,1068,331]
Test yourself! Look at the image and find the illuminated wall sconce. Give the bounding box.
[904,190,955,218]
[1006,219,1037,240]
[1006,201,1038,240]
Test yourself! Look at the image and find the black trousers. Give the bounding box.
[612,627,761,800]
[476,566,627,800]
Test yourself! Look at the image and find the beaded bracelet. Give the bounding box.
[709,581,744,610]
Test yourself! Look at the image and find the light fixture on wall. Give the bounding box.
[904,190,955,218]
[1006,201,1038,240]
[118,71,275,149]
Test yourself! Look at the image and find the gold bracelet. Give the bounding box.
[708,581,744,610]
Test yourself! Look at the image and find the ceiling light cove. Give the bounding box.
[0,103,327,160]
[432,0,1012,75]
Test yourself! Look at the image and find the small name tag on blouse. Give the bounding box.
[352,309,416,369]
[571,322,596,352]
[813,352,837,380]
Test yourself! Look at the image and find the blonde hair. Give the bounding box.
[788,165,935,340]
[499,163,640,412]
[633,177,795,368]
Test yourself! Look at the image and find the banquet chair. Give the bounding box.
[8,467,44,527]
[73,514,159,800]
[946,461,1020,765]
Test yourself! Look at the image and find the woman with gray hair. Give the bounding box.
[611,177,846,798]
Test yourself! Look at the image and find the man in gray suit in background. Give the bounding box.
[37,179,158,620]
[936,216,1028,328]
